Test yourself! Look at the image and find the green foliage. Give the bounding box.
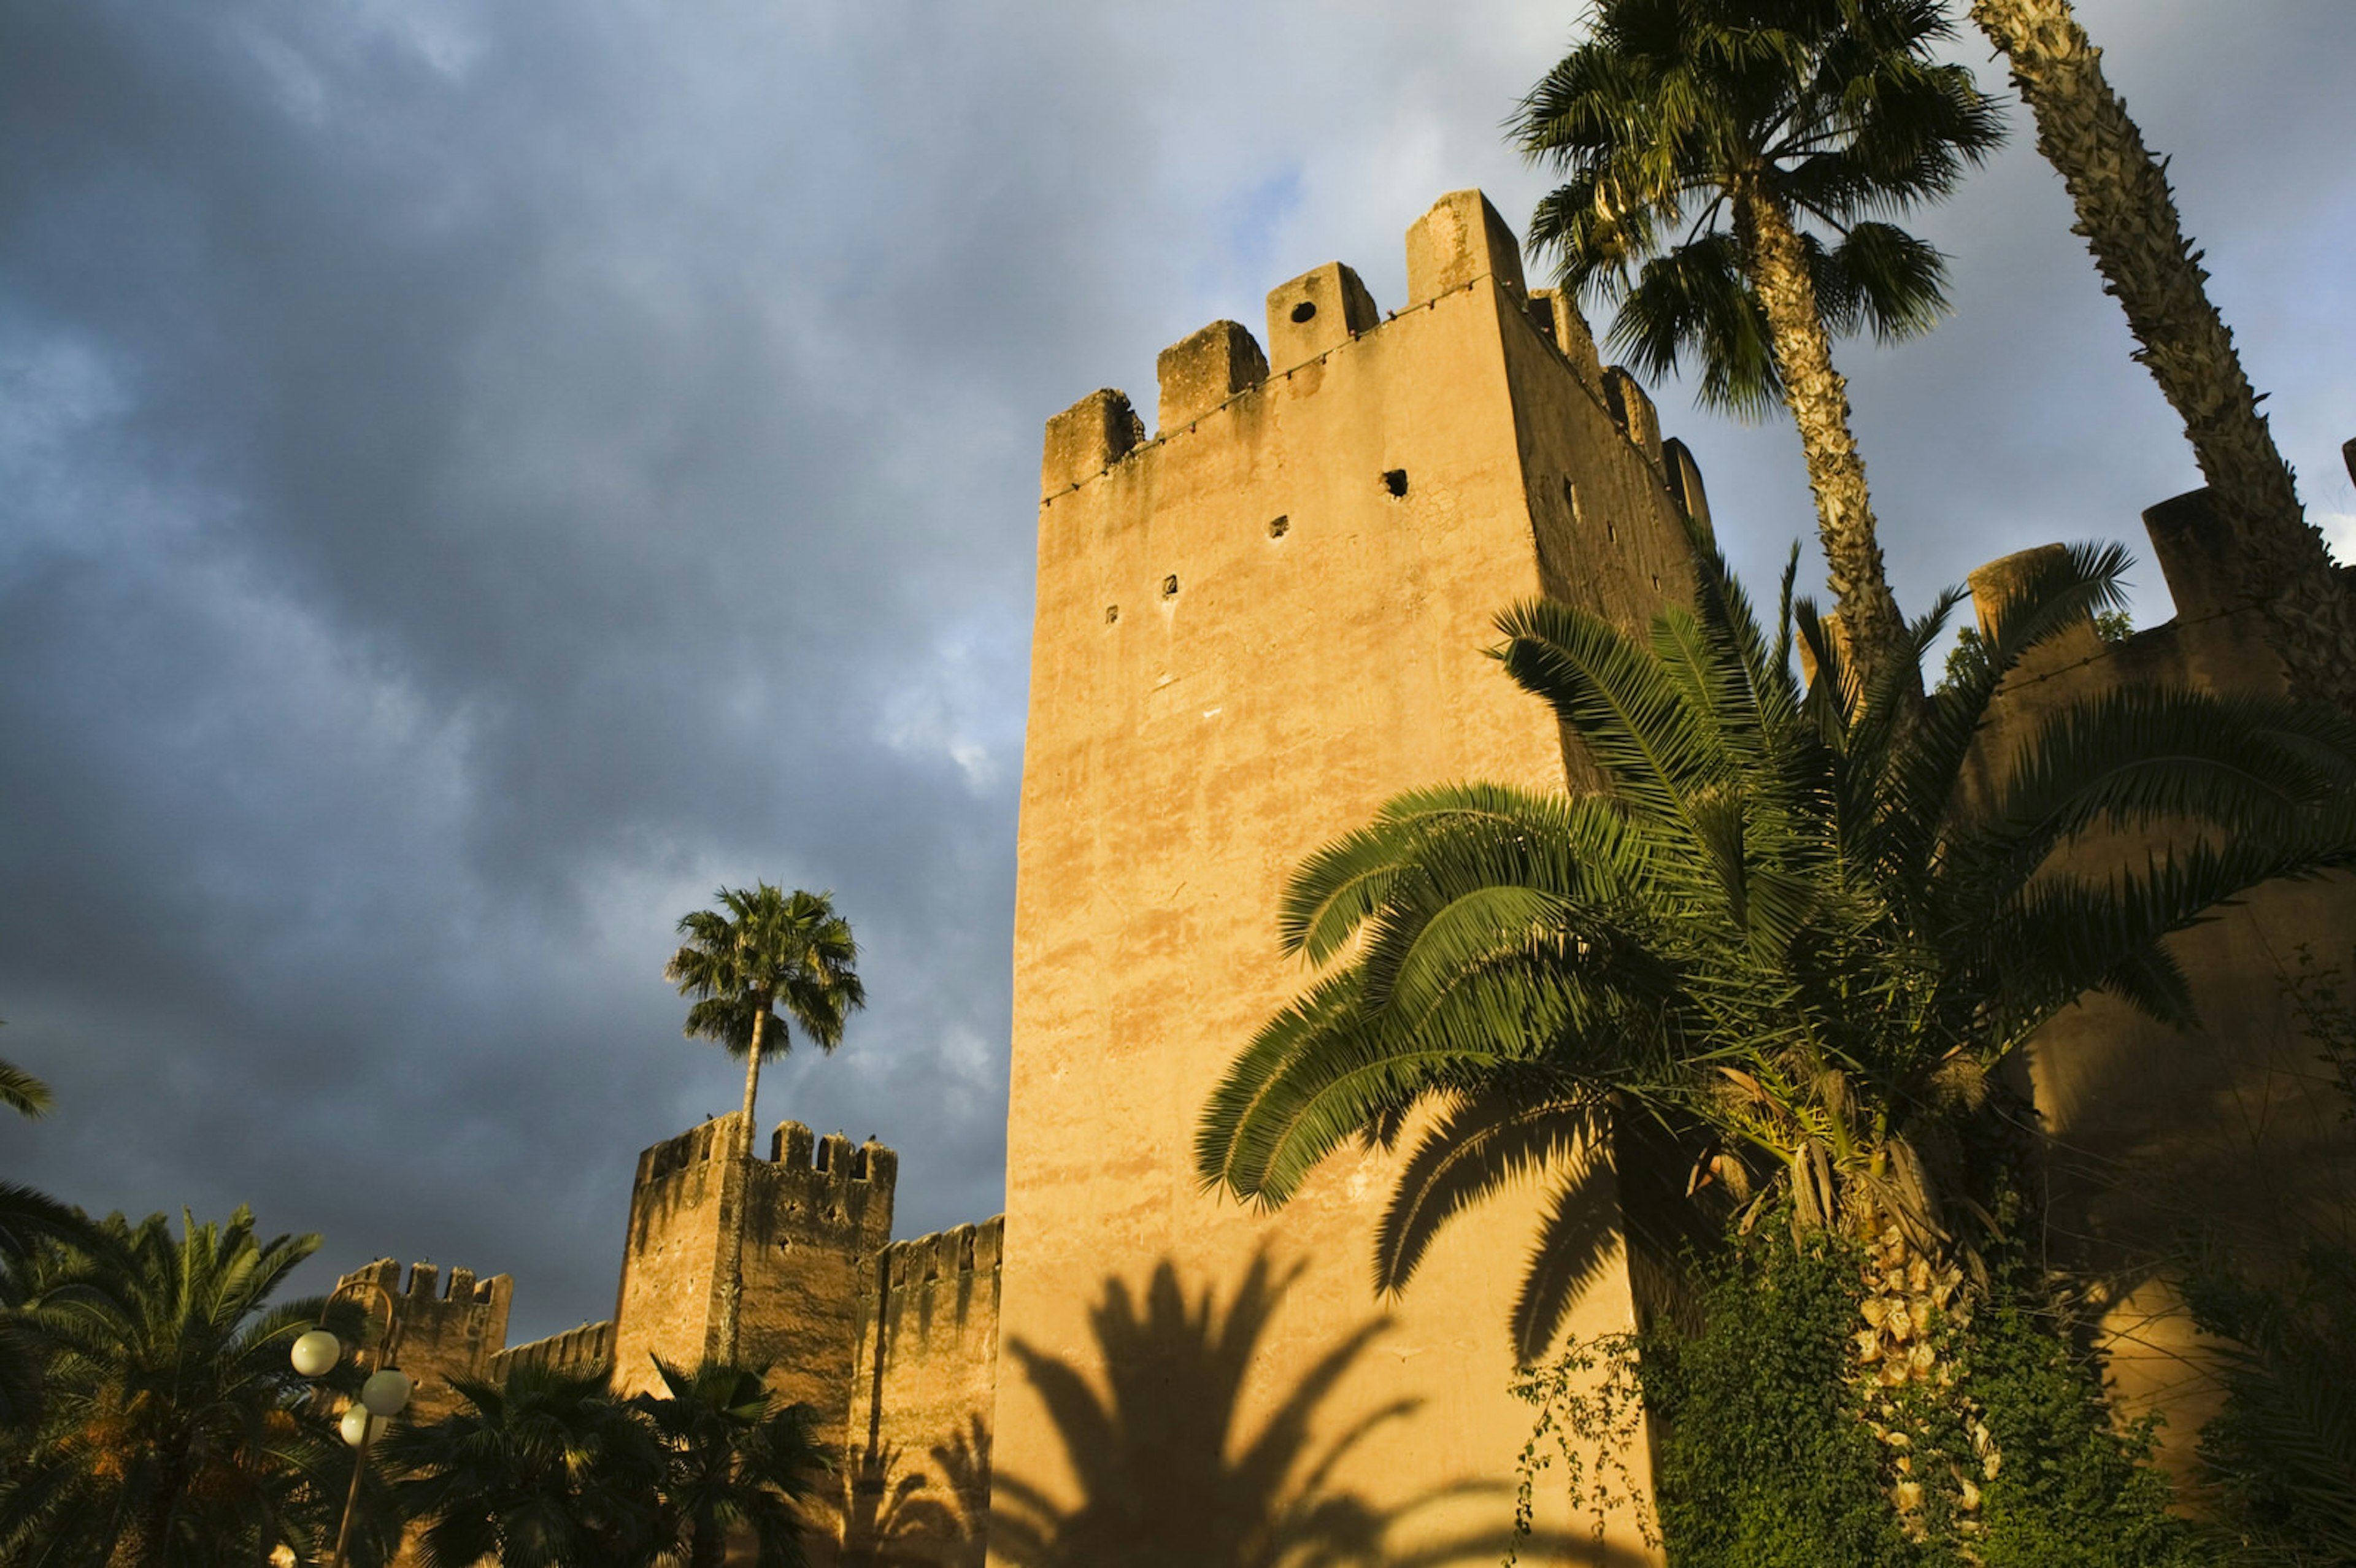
[1516,1226,2196,1568]
[2187,1247,2356,1566]
[383,1356,828,1568]
[666,883,866,1066]
[2282,943,2356,1122]
[1512,0,2003,417]
[2180,946,2356,1566]
[0,1020,53,1120]
[0,1207,361,1568]
[1938,610,2131,691]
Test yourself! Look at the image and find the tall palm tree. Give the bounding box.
[1966,0,2356,708]
[1512,0,2002,687]
[0,1207,355,1568]
[1196,525,2356,1537]
[665,883,864,1359]
[633,1359,826,1568]
[383,1361,666,1568]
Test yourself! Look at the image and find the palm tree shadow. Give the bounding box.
[991,1251,1630,1567]
[837,1416,991,1568]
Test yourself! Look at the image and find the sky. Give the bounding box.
[3,0,2353,1345]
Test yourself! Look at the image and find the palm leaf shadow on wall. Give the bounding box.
[838,1416,991,1568]
[990,1251,1617,1568]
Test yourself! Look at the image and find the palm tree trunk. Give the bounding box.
[715,1008,768,1364]
[1732,178,1911,690]
[1969,0,2356,705]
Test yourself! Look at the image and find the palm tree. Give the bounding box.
[1512,0,2001,687]
[665,883,865,1358]
[0,1020,53,1119]
[1966,0,2356,708]
[633,1359,826,1568]
[0,1207,356,1568]
[1196,525,2356,1535]
[383,1361,666,1568]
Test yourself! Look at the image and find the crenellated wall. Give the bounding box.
[841,1218,1004,1568]
[488,1318,615,1381]
[336,1258,513,1424]
[609,1113,897,1448]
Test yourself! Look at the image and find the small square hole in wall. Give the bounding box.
[1161,574,1179,599]
[1382,469,1408,498]
[1268,515,1290,539]
[1104,605,1119,625]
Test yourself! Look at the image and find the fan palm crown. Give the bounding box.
[666,883,865,1161]
[633,1359,826,1568]
[665,882,864,1359]
[1514,0,2002,683]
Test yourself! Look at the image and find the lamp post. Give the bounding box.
[289,1277,412,1568]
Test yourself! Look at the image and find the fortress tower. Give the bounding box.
[991,189,1704,1565]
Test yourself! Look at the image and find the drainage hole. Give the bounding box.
[1160,574,1179,599]
[1105,605,1119,625]
[1382,469,1408,498]
[1290,300,1317,324]
[1268,515,1290,539]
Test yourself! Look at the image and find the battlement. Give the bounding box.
[338,1256,514,1313]
[881,1214,1005,1289]
[631,1114,898,1198]
[337,1258,514,1423]
[1037,187,1706,538]
[488,1319,615,1380]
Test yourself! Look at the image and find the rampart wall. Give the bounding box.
[841,1218,1004,1568]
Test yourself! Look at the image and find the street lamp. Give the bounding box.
[289,1277,412,1568]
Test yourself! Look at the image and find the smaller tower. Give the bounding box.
[334,1258,514,1424]
[609,1115,897,1458]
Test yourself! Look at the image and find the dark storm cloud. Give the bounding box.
[2,0,2350,1340]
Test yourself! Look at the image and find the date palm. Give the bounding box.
[665,883,864,1359]
[1513,0,2001,688]
[1966,0,2356,710]
[0,1207,356,1568]
[1196,524,2356,1534]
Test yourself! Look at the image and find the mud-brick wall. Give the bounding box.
[842,1217,1003,1568]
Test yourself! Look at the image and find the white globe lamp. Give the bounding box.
[290,1330,341,1378]
[339,1405,375,1448]
[360,1368,412,1418]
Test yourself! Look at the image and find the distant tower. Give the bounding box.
[333,1259,512,1425]
[607,1114,896,1457]
[993,190,1704,1564]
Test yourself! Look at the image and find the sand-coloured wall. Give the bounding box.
[610,1113,896,1457]
[841,1218,1004,1568]
[335,1258,513,1425]
[995,190,1701,1567]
